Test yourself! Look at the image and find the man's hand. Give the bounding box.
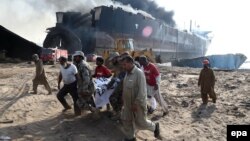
[154,84,159,90]
[79,91,91,97]
[106,83,112,89]
[131,104,138,112]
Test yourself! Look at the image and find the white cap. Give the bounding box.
[32,54,39,60]
[108,52,120,61]
[73,51,84,58]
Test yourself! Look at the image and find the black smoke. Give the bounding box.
[113,0,175,26]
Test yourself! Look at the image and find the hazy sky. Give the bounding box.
[156,0,250,59]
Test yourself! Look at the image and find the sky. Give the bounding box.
[156,0,250,60]
[0,0,97,44]
[0,0,249,61]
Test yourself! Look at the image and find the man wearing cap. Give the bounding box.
[73,51,96,113]
[198,59,216,104]
[139,56,168,116]
[31,54,52,94]
[57,56,81,116]
[105,52,120,70]
[102,53,125,119]
[121,56,161,141]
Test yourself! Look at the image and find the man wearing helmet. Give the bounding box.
[73,51,97,114]
[198,59,216,104]
[31,54,52,94]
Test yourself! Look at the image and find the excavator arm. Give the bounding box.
[102,38,157,63]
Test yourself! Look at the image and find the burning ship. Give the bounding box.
[43,5,212,62]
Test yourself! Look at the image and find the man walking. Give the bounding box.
[198,59,216,104]
[57,56,81,116]
[139,56,168,116]
[108,55,126,120]
[121,56,161,141]
[73,51,96,113]
[31,54,52,94]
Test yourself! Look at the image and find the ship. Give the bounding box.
[171,53,247,70]
[43,5,212,62]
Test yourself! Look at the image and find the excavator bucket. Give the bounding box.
[132,48,156,63]
[103,50,110,61]
[102,38,157,64]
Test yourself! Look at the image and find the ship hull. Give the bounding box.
[171,53,247,70]
[44,6,211,62]
[93,6,210,62]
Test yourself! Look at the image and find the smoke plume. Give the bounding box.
[0,0,111,45]
[113,0,175,26]
[0,0,175,45]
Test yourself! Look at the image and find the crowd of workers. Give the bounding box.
[31,51,216,141]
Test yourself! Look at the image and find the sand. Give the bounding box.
[0,62,249,141]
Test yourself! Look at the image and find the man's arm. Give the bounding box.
[92,67,97,78]
[155,74,161,90]
[58,72,62,90]
[134,71,147,106]
[104,66,112,78]
[211,69,215,88]
[198,70,202,86]
[80,66,91,91]
[36,60,43,76]
[75,73,79,82]
[152,64,160,90]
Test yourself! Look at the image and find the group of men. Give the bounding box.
[31,51,216,141]
[32,51,96,116]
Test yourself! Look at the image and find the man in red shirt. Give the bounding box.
[93,57,112,78]
[139,56,168,116]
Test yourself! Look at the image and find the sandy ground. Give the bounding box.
[0,62,250,141]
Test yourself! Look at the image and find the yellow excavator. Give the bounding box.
[102,38,156,63]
